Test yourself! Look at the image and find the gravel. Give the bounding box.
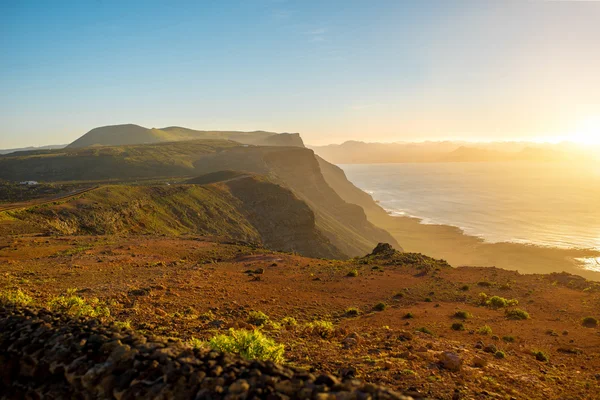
[0,306,421,399]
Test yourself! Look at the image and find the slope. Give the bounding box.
[1,176,342,259]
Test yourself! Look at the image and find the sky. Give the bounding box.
[1,0,600,148]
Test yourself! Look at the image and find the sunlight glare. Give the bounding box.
[570,117,600,145]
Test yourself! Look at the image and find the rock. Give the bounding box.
[473,356,488,368]
[439,351,462,371]
[484,344,497,354]
[228,379,250,394]
[155,308,168,317]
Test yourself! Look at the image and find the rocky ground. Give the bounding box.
[1,235,599,399]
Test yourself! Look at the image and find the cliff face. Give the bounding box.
[0,140,401,258]
[193,147,401,257]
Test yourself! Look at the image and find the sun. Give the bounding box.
[569,116,600,145]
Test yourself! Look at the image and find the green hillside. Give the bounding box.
[1,176,342,259]
[0,140,400,257]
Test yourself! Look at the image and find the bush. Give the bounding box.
[416,327,433,335]
[478,325,493,335]
[460,285,470,291]
[505,308,530,320]
[403,312,414,319]
[113,320,132,330]
[502,335,515,343]
[345,307,361,317]
[0,289,33,307]
[494,351,506,359]
[478,281,493,287]
[486,296,518,309]
[424,297,432,303]
[48,289,110,319]
[451,322,465,331]
[347,269,359,277]
[248,311,270,326]
[280,316,298,327]
[304,320,335,338]
[454,310,471,319]
[374,302,387,311]
[208,329,284,363]
[533,350,549,362]
[582,316,598,328]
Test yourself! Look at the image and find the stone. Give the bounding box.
[439,351,462,371]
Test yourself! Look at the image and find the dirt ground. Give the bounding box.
[1,235,599,399]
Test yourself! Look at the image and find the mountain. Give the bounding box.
[0,140,400,257]
[67,124,304,148]
[312,141,599,164]
[0,144,66,155]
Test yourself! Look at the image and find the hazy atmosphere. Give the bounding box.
[1,2,599,399]
[2,0,600,148]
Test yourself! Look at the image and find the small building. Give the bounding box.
[19,181,39,186]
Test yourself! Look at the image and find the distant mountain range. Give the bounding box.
[310,140,599,164]
[0,144,66,155]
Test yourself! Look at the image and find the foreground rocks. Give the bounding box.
[0,307,418,400]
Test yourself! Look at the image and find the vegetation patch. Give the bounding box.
[247,311,270,326]
[453,310,472,319]
[304,320,335,338]
[478,325,493,335]
[533,350,549,362]
[208,329,285,363]
[582,316,598,328]
[451,322,465,331]
[345,307,361,317]
[374,302,387,311]
[48,289,110,319]
[0,289,33,307]
[505,308,530,320]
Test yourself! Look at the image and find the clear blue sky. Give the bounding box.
[1,0,599,148]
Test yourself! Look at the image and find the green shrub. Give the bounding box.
[505,308,530,320]
[502,335,515,343]
[460,285,470,291]
[113,320,132,330]
[451,322,465,331]
[533,350,549,362]
[280,316,298,327]
[208,329,284,363]
[374,302,387,311]
[188,337,204,349]
[347,269,359,277]
[582,316,598,328]
[248,311,270,326]
[403,312,414,319]
[304,320,335,338]
[424,297,432,303]
[394,292,404,298]
[48,289,110,319]
[454,310,471,319]
[0,289,33,307]
[478,325,493,335]
[416,327,433,335]
[494,351,506,359]
[345,307,361,317]
[486,296,518,309]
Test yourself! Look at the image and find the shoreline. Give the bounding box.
[372,212,600,282]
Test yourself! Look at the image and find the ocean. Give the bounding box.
[339,162,600,255]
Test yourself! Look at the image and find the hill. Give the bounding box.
[0,141,398,257]
[1,176,343,259]
[67,124,304,148]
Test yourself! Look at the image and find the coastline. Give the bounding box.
[374,212,600,282]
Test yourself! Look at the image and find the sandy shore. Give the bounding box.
[373,213,600,282]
